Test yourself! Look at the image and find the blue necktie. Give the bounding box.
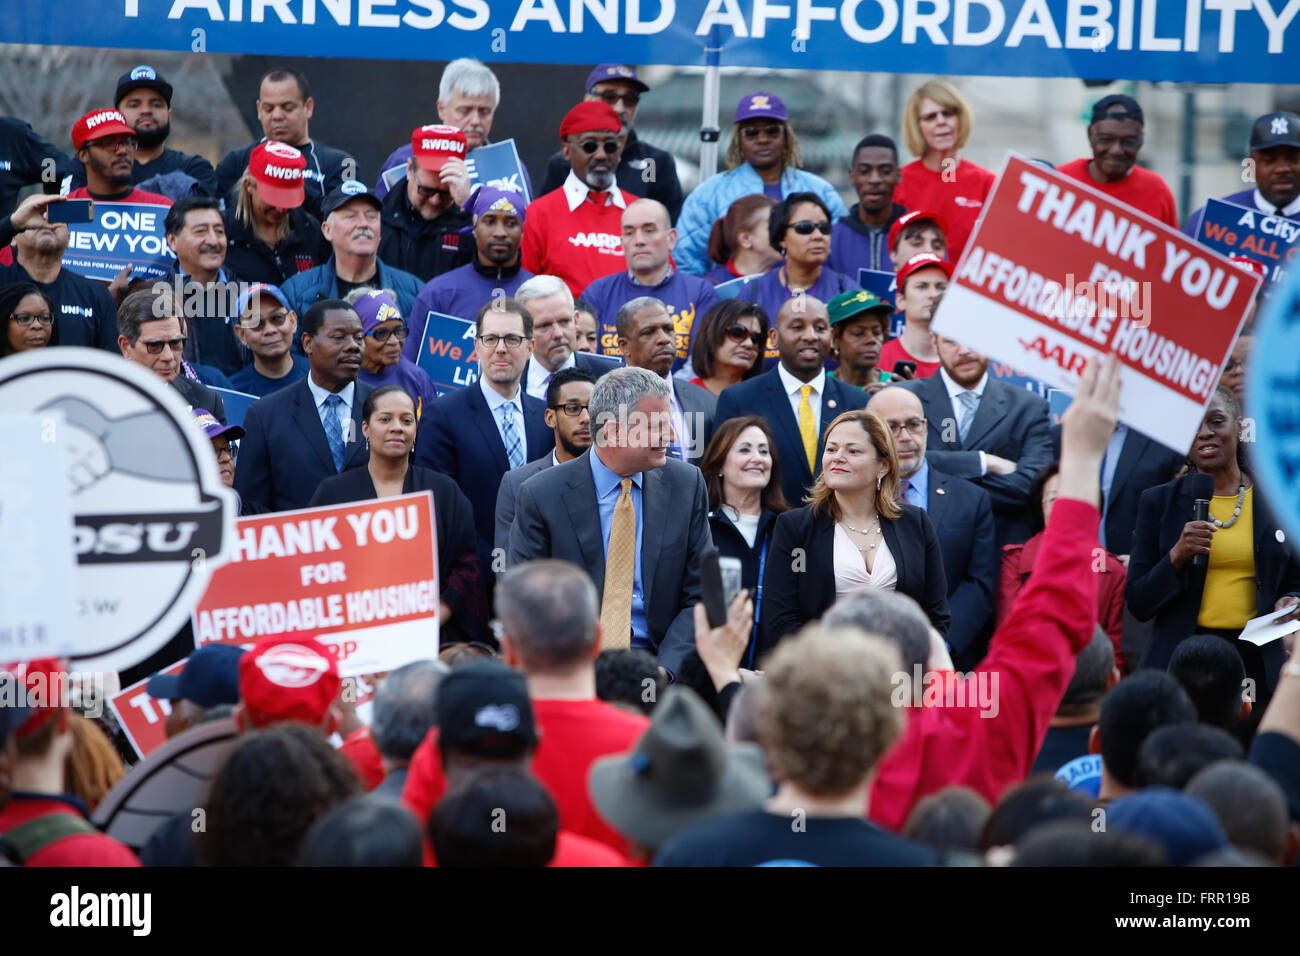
[323,393,345,472]
[956,391,979,445]
[501,401,524,470]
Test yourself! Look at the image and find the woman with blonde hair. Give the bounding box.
[760,408,950,654]
[894,80,995,262]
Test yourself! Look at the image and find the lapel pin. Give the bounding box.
[936,488,945,495]
[1277,530,1286,544]
[828,399,837,409]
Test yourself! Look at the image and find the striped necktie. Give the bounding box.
[501,401,524,470]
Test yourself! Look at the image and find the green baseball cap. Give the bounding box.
[828,289,892,326]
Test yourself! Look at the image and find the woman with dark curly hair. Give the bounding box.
[200,723,360,866]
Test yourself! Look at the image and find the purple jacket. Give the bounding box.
[828,203,907,277]
[580,268,720,373]
[402,261,534,364]
[358,357,439,417]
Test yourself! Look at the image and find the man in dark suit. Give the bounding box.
[235,299,371,512]
[493,367,597,561]
[515,273,620,401]
[715,295,868,507]
[415,298,552,583]
[901,335,1053,548]
[869,385,998,669]
[115,286,227,424]
[508,366,712,674]
[615,296,715,466]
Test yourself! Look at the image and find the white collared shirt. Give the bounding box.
[939,366,990,474]
[525,351,576,402]
[479,375,527,461]
[1252,188,1300,218]
[306,375,355,423]
[562,169,628,213]
[777,362,826,436]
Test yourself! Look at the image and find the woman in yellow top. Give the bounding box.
[1127,386,1300,713]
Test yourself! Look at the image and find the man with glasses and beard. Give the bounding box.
[65,109,171,208]
[377,125,474,283]
[229,283,309,397]
[69,66,218,200]
[540,65,683,223]
[522,101,637,300]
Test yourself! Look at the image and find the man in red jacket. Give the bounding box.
[830,353,1122,831]
[0,658,140,866]
[403,559,648,851]
[521,101,637,298]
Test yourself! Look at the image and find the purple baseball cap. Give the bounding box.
[585,63,649,93]
[353,289,405,334]
[191,407,245,442]
[734,92,788,124]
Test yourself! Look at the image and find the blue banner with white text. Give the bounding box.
[3,2,1297,83]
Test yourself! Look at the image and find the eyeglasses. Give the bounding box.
[415,182,452,201]
[576,139,620,156]
[240,310,291,331]
[740,124,782,139]
[1223,359,1244,373]
[550,401,589,418]
[724,324,765,347]
[478,333,528,350]
[788,220,831,236]
[214,444,238,462]
[11,312,53,327]
[367,325,408,343]
[595,90,640,108]
[886,418,928,437]
[141,337,186,355]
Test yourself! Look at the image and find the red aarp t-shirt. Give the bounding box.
[878,337,941,379]
[1057,158,1179,229]
[894,159,996,263]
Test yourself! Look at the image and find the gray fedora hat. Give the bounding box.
[588,686,770,850]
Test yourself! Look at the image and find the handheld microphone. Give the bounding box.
[1189,472,1214,570]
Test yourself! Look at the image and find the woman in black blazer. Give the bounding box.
[311,385,482,645]
[1127,387,1300,708]
[760,408,949,658]
[699,415,790,668]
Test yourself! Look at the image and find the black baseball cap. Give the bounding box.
[1249,111,1300,151]
[116,65,174,108]
[146,643,244,708]
[435,660,537,759]
[321,179,383,218]
[1091,94,1143,126]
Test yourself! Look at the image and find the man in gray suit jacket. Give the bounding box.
[493,367,597,564]
[901,334,1054,547]
[616,295,716,465]
[508,367,713,675]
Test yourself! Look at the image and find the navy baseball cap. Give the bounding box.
[1106,788,1227,866]
[435,660,537,759]
[1250,111,1300,151]
[1090,94,1143,125]
[147,644,245,708]
[116,65,173,107]
[585,64,649,94]
[321,179,382,218]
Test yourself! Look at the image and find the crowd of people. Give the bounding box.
[2,55,1299,868]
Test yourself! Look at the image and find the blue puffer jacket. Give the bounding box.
[675,163,848,276]
[281,256,423,353]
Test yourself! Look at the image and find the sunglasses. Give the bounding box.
[415,183,452,201]
[367,325,408,344]
[724,324,765,347]
[741,124,782,139]
[788,220,831,236]
[596,90,640,107]
[141,337,186,355]
[576,139,620,155]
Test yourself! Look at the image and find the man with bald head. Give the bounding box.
[714,295,866,506]
[581,198,718,374]
[867,385,998,668]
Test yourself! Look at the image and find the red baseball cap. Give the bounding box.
[412,124,468,173]
[71,109,135,150]
[0,657,69,738]
[238,635,340,730]
[559,101,621,139]
[896,252,953,287]
[1227,255,1267,279]
[888,210,950,252]
[248,141,307,209]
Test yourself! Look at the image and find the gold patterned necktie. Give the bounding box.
[600,477,635,650]
[798,385,817,472]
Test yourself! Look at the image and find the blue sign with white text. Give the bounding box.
[465,140,532,204]
[60,201,173,284]
[857,268,902,337]
[5,3,1297,83]
[415,311,479,392]
[1196,198,1299,289]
